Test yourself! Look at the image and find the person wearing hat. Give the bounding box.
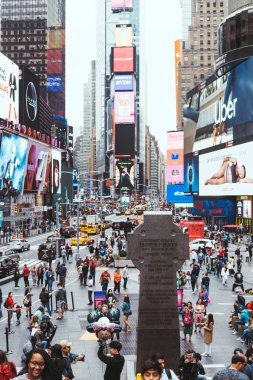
[97,341,125,380]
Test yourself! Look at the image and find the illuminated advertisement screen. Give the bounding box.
[166,184,193,204]
[0,133,28,193]
[115,160,134,190]
[114,74,134,91]
[112,47,135,73]
[47,77,62,93]
[47,49,63,74]
[48,29,65,49]
[24,141,51,193]
[115,24,132,46]
[199,141,253,196]
[184,57,253,154]
[115,124,135,158]
[243,200,252,219]
[166,131,184,183]
[19,66,40,130]
[184,154,199,195]
[0,52,19,124]
[111,0,133,10]
[114,91,135,123]
[52,149,61,194]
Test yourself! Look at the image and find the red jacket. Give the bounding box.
[7,297,14,309]
[0,363,16,380]
[23,267,30,277]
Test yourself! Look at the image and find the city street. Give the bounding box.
[1,229,253,379]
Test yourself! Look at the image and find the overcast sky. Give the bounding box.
[65,0,182,153]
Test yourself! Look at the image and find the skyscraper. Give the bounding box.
[0,0,66,116]
[95,0,145,194]
[177,0,228,128]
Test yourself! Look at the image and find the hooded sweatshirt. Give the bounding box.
[0,362,17,380]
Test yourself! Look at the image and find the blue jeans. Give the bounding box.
[235,320,245,332]
[42,302,51,316]
[240,329,253,344]
[123,277,128,290]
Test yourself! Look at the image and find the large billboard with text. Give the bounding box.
[0,133,27,193]
[114,75,134,91]
[166,131,184,183]
[0,52,19,124]
[199,141,253,196]
[115,160,134,190]
[112,47,135,73]
[24,141,51,193]
[47,49,63,74]
[114,91,135,123]
[115,124,135,158]
[166,184,193,204]
[184,57,253,154]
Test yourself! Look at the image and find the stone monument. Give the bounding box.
[128,212,189,373]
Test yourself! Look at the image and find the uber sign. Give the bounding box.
[19,66,40,130]
[114,74,134,91]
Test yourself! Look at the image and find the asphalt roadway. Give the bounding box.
[0,219,253,379]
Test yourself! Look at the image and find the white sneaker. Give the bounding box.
[201,353,208,357]
[232,331,237,335]
[236,337,242,340]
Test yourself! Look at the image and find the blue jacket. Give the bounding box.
[240,309,250,324]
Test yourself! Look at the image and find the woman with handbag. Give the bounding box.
[23,288,33,319]
[121,294,132,332]
[194,299,205,333]
[182,302,194,342]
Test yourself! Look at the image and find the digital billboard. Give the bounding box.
[166,184,193,204]
[184,154,199,195]
[19,66,40,130]
[115,124,135,158]
[0,52,19,124]
[184,57,253,154]
[47,49,63,74]
[52,149,61,194]
[115,160,134,190]
[115,24,132,47]
[0,133,28,193]
[114,91,135,123]
[166,131,184,183]
[48,29,65,49]
[199,141,253,196]
[111,0,133,10]
[114,74,134,91]
[24,141,51,194]
[243,200,252,219]
[112,47,135,73]
[47,77,62,93]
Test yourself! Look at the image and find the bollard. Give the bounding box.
[7,311,11,333]
[5,327,13,354]
[70,291,75,312]
[54,296,58,313]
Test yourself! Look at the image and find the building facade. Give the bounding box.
[177,0,228,129]
[0,0,66,116]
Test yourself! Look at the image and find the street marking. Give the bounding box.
[210,312,225,315]
[80,331,97,341]
[203,364,225,368]
[218,303,233,305]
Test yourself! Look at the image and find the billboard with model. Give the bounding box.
[0,52,19,124]
[24,141,51,194]
[51,149,61,194]
[184,57,253,154]
[0,133,28,193]
[199,141,253,196]
[115,160,134,190]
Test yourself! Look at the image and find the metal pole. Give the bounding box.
[70,291,75,312]
[76,199,80,259]
[55,202,60,260]
[50,294,53,314]
[100,180,102,221]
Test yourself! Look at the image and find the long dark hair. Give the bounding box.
[123,295,130,304]
[0,349,16,375]
[51,344,63,360]
[18,348,60,380]
[207,313,214,326]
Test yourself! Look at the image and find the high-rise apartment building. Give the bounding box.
[0,0,65,116]
[177,0,228,128]
[95,0,145,193]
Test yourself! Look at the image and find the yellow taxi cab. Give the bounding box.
[70,233,94,246]
[86,224,100,235]
[80,222,88,233]
[125,209,131,216]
